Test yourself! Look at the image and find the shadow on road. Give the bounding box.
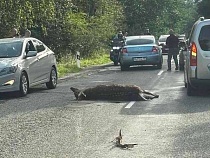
[0,86,50,100]
[122,65,159,72]
[120,87,210,115]
[171,122,210,157]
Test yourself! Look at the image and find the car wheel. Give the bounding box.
[120,65,129,71]
[46,67,57,89]
[19,72,29,96]
[156,62,162,69]
[156,57,163,69]
[187,81,195,96]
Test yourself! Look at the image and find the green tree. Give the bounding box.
[197,0,210,18]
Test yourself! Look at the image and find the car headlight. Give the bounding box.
[0,65,18,76]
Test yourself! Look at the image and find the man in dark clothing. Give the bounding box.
[166,29,179,71]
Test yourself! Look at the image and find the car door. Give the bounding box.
[32,39,50,82]
[23,40,40,85]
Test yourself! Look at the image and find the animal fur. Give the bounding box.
[112,129,122,144]
[70,84,159,101]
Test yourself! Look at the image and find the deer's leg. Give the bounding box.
[143,90,159,98]
[138,93,148,101]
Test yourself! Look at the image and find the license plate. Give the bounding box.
[133,57,146,61]
[165,48,169,50]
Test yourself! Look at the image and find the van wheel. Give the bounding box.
[19,72,29,96]
[46,67,57,89]
[187,82,195,96]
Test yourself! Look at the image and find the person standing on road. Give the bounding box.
[166,29,179,71]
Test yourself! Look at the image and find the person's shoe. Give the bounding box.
[175,67,178,70]
[167,69,171,71]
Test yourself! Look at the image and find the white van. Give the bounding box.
[184,17,210,95]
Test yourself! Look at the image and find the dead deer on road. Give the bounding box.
[70,84,159,101]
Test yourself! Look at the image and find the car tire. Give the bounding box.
[156,57,163,69]
[46,67,57,89]
[120,65,129,71]
[19,72,29,96]
[187,82,195,96]
[156,62,162,69]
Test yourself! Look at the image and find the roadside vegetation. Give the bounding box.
[0,0,209,76]
[57,49,110,77]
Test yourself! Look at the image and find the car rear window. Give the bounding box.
[159,37,168,42]
[199,25,210,51]
[126,38,154,45]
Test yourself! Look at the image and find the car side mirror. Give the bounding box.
[26,50,37,57]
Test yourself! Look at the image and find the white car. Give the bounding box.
[158,35,170,54]
[0,37,57,96]
[184,17,210,95]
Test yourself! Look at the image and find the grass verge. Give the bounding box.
[57,50,111,77]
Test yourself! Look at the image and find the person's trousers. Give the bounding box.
[167,48,179,70]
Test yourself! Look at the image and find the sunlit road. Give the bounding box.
[1,55,210,157]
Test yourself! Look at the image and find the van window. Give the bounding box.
[199,25,210,51]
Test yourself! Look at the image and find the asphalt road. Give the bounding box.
[1,55,210,158]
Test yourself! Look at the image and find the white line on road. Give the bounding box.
[125,101,136,109]
[157,70,164,76]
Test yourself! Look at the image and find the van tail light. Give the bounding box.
[190,42,197,66]
[152,46,158,53]
[122,48,127,53]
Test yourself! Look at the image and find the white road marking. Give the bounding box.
[125,101,136,109]
[157,70,164,76]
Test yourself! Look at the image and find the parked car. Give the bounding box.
[178,34,186,43]
[178,33,187,50]
[0,37,57,96]
[184,17,210,95]
[158,35,170,54]
[119,35,163,71]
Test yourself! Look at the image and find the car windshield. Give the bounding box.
[0,41,22,58]
[126,38,154,45]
